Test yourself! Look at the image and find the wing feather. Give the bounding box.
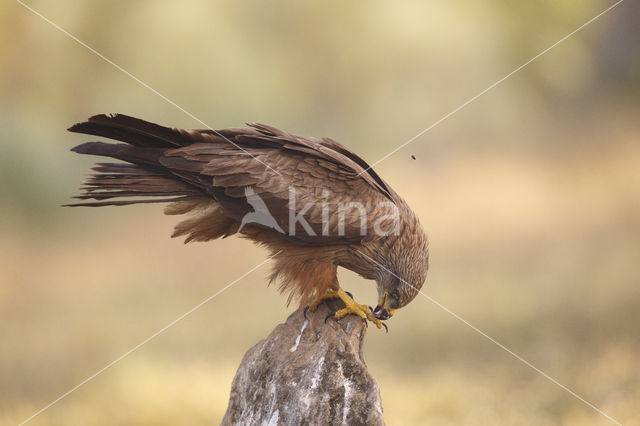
[68,114,398,245]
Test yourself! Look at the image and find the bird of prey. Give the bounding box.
[67,114,429,329]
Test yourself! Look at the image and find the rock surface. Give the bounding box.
[221,300,384,425]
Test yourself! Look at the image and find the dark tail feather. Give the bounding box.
[65,159,203,207]
[71,142,166,170]
[64,196,199,207]
[68,113,189,148]
[67,115,206,207]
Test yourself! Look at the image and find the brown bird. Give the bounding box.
[67,114,429,329]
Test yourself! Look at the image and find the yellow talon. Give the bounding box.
[307,288,386,330]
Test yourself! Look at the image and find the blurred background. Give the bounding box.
[1,0,639,424]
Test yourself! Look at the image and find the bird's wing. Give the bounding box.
[160,128,399,245]
[68,114,399,245]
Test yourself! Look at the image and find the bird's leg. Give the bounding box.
[306,288,387,331]
[306,289,343,312]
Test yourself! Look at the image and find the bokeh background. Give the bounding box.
[1,1,639,424]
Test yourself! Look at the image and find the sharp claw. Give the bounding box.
[345,291,353,299]
[381,322,389,333]
[324,313,335,323]
[303,306,309,319]
[368,306,373,312]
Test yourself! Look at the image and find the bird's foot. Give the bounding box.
[305,288,387,332]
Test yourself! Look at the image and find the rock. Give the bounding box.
[221,300,384,425]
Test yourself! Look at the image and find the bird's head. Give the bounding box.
[373,259,428,320]
[373,242,429,321]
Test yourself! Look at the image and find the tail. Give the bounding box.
[65,114,205,207]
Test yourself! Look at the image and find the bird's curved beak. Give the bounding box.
[373,292,397,320]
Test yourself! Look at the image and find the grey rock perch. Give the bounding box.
[222,301,384,425]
